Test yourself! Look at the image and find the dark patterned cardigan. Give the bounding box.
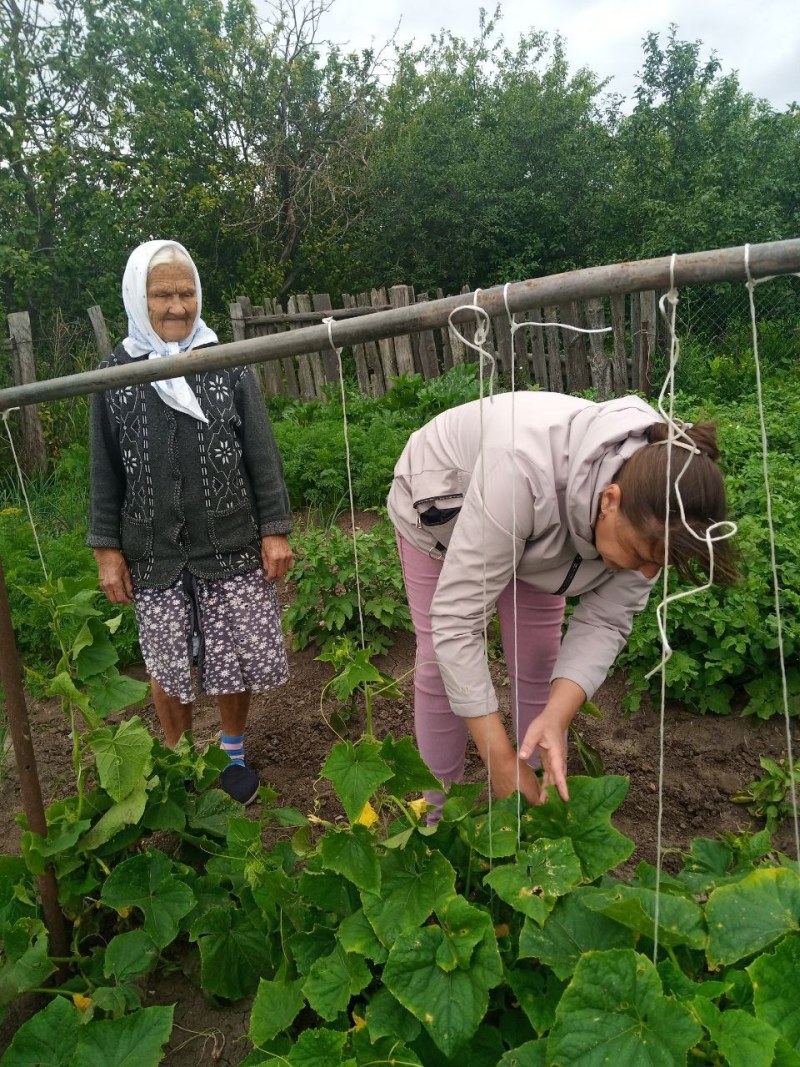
[87,345,292,590]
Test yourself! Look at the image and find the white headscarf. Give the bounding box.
[121,239,218,423]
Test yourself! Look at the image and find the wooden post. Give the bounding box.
[493,311,513,378]
[371,287,398,384]
[630,293,642,392]
[294,295,326,397]
[356,292,385,396]
[586,298,612,400]
[414,293,440,379]
[264,298,300,399]
[543,306,563,392]
[563,302,591,394]
[341,294,371,396]
[436,288,455,370]
[87,306,113,359]
[639,290,657,397]
[6,313,47,476]
[388,286,416,377]
[527,307,548,388]
[609,293,629,395]
[0,562,69,961]
[312,293,339,383]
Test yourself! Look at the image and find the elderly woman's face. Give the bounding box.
[146,262,198,342]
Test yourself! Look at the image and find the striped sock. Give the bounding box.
[220,733,246,768]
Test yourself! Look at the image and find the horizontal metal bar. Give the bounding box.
[1,239,798,410]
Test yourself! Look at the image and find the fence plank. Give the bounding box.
[510,311,531,386]
[639,289,656,397]
[630,292,642,392]
[7,313,47,475]
[436,288,455,370]
[254,301,285,397]
[371,287,398,384]
[586,298,612,400]
[287,296,317,401]
[414,293,440,379]
[389,286,417,377]
[526,307,548,387]
[312,293,339,382]
[87,306,112,359]
[493,311,513,377]
[563,301,591,394]
[609,293,628,395]
[295,294,326,396]
[264,298,300,399]
[356,291,386,396]
[341,293,372,395]
[543,306,563,392]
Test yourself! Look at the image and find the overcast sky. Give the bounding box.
[309,0,799,110]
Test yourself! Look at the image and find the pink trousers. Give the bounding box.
[396,535,565,807]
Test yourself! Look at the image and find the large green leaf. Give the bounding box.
[190,906,274,1000]
[464,796,526,858]
[321,740,393,822]
[319,825,381,894]
[0,919,54,1009]
[583,883,706,949]
[249,977,306,1045]
[103,930,159,982]
[484,838,582,925]
[497,1041,548,1067]
[518,888,635,979]
[68,1005,173,1067]
[506,966,566,1036]
[706,867,800,966]
[303,944,371,1021]
[86,671,150,717]
[87,717,153,802]
[548,949,702,1066]
[692,997,778,1067]
[521,776,634,880]
[77,783,148,851]
[379,734,442,796]
[364,986,421,1043]
[362,846,456,947]
[336,908,388,963]
[185,789,242,837]
[0,995,80,1066]
[73,617,118,681]
[100,851,194,949]
[382,912,503,1056]
[749,935,800,1049]
[286,1028,351,1066]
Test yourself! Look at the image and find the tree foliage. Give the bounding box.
[0,4,797,330]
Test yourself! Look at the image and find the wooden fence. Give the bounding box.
[230,286,666,401]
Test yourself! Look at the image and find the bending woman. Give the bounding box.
[88,239,293,805]
[387,390,736,808]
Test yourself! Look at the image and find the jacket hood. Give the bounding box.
[566,395,663,556]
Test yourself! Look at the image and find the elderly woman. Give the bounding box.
[88,239,292,805]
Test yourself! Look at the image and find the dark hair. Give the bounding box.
[615,422,739,586]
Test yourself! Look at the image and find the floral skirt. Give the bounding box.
[133,569,289,704]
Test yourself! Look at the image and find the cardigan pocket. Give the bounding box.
[208,502,259,553]
[121,513,153,562]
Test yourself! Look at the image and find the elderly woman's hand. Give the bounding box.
[94,548,134,605]
[261,535,293,581]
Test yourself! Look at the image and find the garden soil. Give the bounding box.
[1,593,798,1062]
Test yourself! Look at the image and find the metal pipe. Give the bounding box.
[1,238,798,410]
[0,562,70,959]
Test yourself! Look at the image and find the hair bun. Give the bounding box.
[649,421,719,462]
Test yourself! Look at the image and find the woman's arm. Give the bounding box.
[234,368,292,536]
[466,713,541,805]
[518,677,586,803]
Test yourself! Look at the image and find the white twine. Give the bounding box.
[743,245,800,861]
[323,317,366,650]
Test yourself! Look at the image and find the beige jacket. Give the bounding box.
[387,391,663,716]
